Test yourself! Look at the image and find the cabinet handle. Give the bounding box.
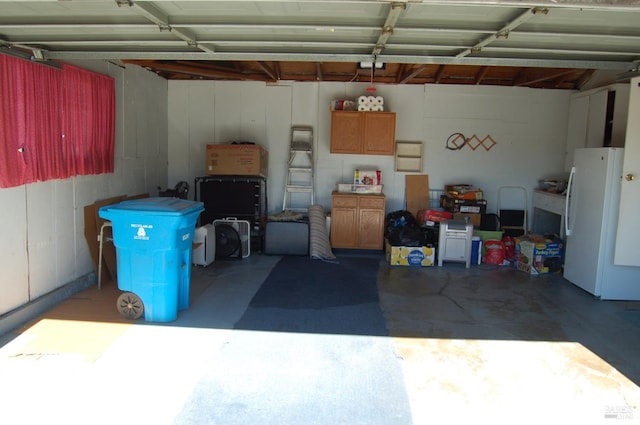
[625,173,635,182]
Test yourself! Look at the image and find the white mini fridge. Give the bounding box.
[192,224,215,266]
[438,219,474,268]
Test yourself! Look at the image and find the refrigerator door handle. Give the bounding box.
[565,166,576,236]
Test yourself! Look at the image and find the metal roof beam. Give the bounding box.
[43,50,632,70]
[372,2,407,58]
[456,7,548,59]
[124,0,215,53]
[17,38,640,60]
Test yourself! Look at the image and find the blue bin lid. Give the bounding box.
[100,197,204,217]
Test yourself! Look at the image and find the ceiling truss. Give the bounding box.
[1,0,639,89]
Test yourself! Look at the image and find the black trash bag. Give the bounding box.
[385,210,419,236]
[385,210,424,246]
[421,226,439,246]
[386,226,425,247]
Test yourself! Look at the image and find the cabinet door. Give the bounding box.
[615,76,640,267]
[330,195,358,248]
[357,196,385,249]
[363,112,396,155]
[586,90,608,148]
[564,96,589,171]
[330,111,362,154]
[611,85,630,148]
[358,208,384,249]
[331,207,358,248]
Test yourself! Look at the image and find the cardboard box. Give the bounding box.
[206,144,268,177]
[445,184,473,194]
[385,239,435,267]
[453,213,481,227]
[440,195,487,213]
[444,184,483,200]
[515,234,564,275]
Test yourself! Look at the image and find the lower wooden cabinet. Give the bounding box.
[330,192,385,249]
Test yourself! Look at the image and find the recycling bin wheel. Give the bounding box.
[117,292,144,320]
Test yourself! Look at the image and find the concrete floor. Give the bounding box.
[1,253,639,424]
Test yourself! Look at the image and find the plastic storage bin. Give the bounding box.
[99,197,204,322]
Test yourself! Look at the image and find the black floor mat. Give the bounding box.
[235,256,388,336]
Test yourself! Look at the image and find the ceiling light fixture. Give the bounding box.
[358,61,385,70]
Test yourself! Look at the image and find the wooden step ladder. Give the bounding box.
[283,126,314,213]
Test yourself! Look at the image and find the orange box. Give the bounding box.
[456,190,483,200]
[206,144,268,177]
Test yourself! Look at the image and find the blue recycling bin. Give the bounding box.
[99,197,204,322]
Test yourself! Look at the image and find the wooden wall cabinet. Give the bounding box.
[330,192,385,250]
[564,83,630,171]
[330,111,396,155]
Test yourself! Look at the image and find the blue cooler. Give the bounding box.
[99,197,204,322]
[470,236,482,265]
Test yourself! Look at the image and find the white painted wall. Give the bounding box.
[168,80,571,220]
[0,63,168,317]
[0,64,573,319]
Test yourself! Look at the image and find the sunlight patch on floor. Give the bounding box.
[0,318,132,363]
[394,337,640,424]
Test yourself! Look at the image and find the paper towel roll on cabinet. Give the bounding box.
[356,95,385,111]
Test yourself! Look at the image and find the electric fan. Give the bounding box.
[214,223,241,259]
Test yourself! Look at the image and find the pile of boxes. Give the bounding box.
[384,184,483,268]
[439,184,487,226]
[384,182,566,273]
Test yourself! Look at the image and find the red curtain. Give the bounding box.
[61,64,115,176]
[0,54,115,188]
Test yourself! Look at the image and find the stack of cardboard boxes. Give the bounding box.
[439,184,487,227]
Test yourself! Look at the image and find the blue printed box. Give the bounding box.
[515,235,563,275]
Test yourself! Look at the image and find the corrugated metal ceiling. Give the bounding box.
[1,0,639,89]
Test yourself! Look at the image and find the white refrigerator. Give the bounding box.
[563,147,640,300]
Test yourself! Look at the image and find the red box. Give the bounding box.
[417,209,453,225]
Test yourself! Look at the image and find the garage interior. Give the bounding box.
[1,1,640,423]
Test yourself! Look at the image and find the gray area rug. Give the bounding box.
[173,256,412,425]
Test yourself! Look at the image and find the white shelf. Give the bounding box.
[395,141,423,172]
